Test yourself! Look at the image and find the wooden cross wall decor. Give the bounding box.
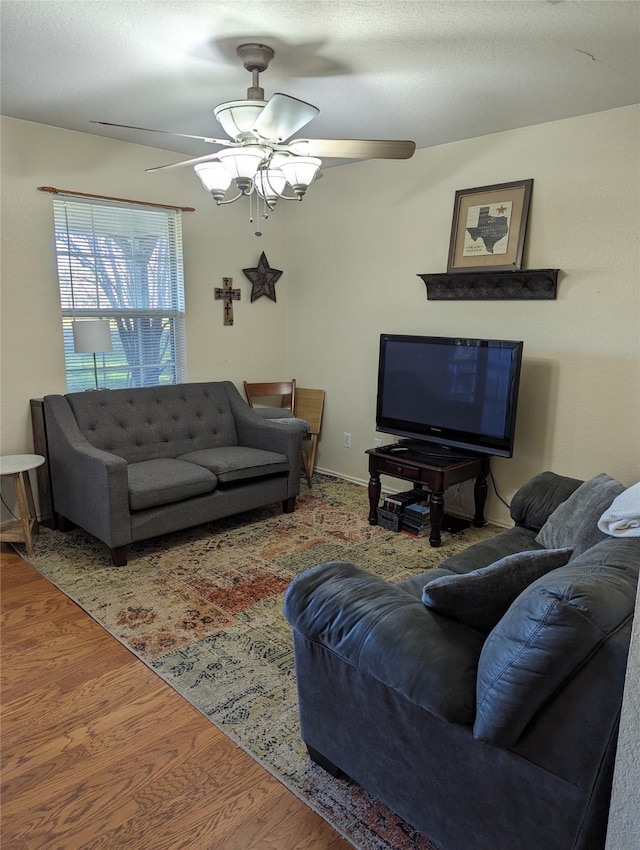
[215,277,241,326]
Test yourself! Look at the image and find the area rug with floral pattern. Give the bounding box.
[18,474,499,850]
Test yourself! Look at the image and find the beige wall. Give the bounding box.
[1,102,638,850]
[0,115,290,487]
[285,105,640,521]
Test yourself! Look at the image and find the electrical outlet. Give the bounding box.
[374,438,382,448]
[343,432,351,448]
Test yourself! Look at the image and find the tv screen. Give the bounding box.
[376,334,523,457]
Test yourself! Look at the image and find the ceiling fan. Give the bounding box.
[93,43,416,210]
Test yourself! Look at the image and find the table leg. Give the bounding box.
[12,472,35,556]
[429,491,445,547]
[368,473,381,524]
[473,472,489,527]
[23,469,40,535]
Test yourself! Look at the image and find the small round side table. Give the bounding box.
[0,454,45,556]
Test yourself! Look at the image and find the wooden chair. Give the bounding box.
[295,388,325,487]
[243,380,296,415]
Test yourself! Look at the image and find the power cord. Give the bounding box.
[489,468,511,509]
[447,470,511,518]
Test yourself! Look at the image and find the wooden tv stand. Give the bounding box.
[365,445,490,547]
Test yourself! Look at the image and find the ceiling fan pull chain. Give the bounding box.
[253,192,265,238]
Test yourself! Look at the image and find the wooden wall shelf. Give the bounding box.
[418,269,559,300]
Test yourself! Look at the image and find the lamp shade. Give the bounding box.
[194,162,233,193]
[217,146,269,180]
[280,157,322,189]
[72,319,113,354]
[214,100,267,138]
[254,168,287,200]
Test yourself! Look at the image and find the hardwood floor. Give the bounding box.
[1,545,354,850]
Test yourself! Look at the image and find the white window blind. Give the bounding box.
[53,196,187,391]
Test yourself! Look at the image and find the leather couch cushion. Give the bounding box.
[436,526,542,575]
[422,548,573,634]
[285,561,484,725]
[474,563,637,747]
[509,471,583,530]
[178,446,289,483]
[397,567,456,599]
[128,458,217,510]
[535,473,625,557]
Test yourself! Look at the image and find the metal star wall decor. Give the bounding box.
[242,252,282,302]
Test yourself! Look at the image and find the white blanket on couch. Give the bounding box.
[598,482,640,537]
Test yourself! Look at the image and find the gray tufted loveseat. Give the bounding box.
[43,381,304,565]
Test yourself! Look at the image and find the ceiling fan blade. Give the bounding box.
[288,138,416,160]
[91,120,229,146]
[252,93,319,142]
[145,153,223,173]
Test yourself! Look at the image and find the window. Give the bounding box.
[53,196,186,391]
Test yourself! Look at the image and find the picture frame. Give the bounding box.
[447,179,533,273]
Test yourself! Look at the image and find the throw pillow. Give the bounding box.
[473,564,637,747]
[535,473,625,557]
[421,547,573,634]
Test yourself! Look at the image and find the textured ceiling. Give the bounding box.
[1,0,639,169]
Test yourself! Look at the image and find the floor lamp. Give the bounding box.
[72,320,113,390]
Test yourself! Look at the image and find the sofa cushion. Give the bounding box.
[179,446,289,484]
[535,473,625,557]
[509,471,583,531]
[437,526,542,575]
[422,548,574,634]
[128,458,217,511]
[66,382,240,463]
[397,567,456,600]
[473,563,637,747]
[569,536,640,573]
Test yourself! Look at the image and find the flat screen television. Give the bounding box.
[376,334,523,458]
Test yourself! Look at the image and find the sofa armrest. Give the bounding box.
[43,395,131,548]
[510,471,583,531]
[284,561,484,725]
[224,382,303,490]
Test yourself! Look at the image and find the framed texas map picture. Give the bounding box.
[447,179,533,273]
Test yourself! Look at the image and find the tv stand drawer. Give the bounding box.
[375,457,420,480]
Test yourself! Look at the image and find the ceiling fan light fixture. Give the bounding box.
[214,100,267,139]
[217,146,269,180]
[193,161,233,200]
[123,41,415,231]
[279,157,322,197]
[254,168,287,201]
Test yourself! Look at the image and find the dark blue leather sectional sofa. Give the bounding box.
[285,471,639,850]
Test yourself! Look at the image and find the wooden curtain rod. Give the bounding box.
[37,186,195,212]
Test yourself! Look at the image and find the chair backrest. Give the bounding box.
[294,388,325,435]
[243,380,296,413]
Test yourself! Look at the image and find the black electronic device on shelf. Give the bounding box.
[375,334,523,458]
